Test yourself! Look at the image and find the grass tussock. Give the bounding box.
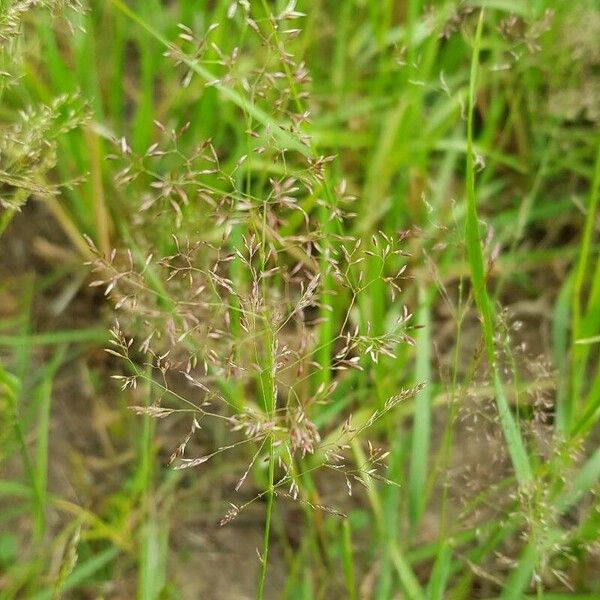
[1,1,600,598]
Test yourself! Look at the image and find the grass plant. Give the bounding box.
[1,1,600,598]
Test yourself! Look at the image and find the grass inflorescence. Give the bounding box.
[1,0,600,598]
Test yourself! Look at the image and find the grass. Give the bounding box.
[1,0,600,598]
[464,8,532,486]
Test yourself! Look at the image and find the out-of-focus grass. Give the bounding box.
[1,0,600,598]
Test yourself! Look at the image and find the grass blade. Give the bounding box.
[464,9,532,486]
[425,542,452,600]
[33,347,67,541]
[408,283,432,535]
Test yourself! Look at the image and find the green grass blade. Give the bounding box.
[557,447,600,512]
[408,283,432,535]
[499,542,537,600]
[138,518,168,600]
[425,542,452,600]
[464,9,532,486]
[341,520,357,600]
[33,347,67,541]
[570,140,600,431]
[553,275,573,435]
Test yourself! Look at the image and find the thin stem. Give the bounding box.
[256,315,275,598]
[256,25,278,587]
[342,519,356,600]
[257,436,275,600]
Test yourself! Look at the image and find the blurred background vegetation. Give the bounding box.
[1,0,600,598]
